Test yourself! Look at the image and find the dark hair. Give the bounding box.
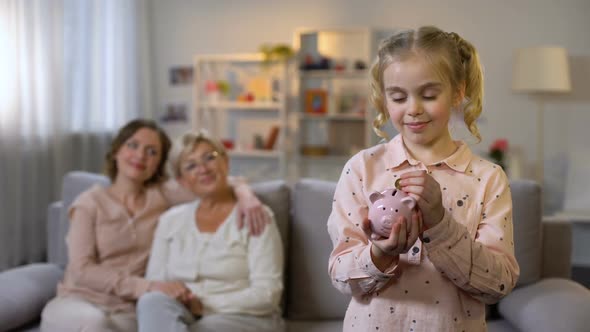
[104,119,172,185]
[370,26,484,142]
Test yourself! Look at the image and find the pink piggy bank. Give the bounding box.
[368,188,416,238]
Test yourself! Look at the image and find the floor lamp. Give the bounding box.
[512,47,572,184]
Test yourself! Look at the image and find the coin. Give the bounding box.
[395,178,402,190]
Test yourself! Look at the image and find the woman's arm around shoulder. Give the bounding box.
[160,176,270,236]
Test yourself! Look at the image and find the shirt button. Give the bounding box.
[423,237,431,243]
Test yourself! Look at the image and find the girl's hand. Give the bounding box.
[361,211,422,271]
[399,170,445,229]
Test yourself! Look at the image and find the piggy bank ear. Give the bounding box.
[401,196,416,210]
[369,192,383,204]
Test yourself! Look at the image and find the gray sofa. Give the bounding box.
[1,171,590,332]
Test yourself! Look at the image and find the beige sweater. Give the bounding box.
[57,182,188,312]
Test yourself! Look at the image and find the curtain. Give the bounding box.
[0,0,153,270]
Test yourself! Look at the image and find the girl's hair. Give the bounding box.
[370,26,484,142]
[104,119,172,185]
[169,129,227,178]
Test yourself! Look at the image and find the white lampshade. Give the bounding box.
[512,47,571,93]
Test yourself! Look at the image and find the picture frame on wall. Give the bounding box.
[169,66,194,86]
[160,101,189,123]
[305,89,328,114]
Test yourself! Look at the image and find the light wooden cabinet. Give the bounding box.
[291,27,398,181]
[193,53,290,181]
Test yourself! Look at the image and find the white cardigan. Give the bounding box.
[145,200,284,316]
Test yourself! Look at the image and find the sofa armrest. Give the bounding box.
[498,278,590,332]
[541,220,572,278]
[0,263,63,332]
[47,201,63,266]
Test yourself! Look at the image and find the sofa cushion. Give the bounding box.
[286,179,349,320]
[0,263,63,331]
[251,180,291,262]
[498,278,590,332]
[487,319,518,332]
[509,180,542,286]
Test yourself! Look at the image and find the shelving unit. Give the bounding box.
[193,53,290,181]
[291,27,398,181]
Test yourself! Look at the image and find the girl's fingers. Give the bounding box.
[397,218,407,251]
[400,170,427,179]
[406,213,421,251]
[361,218,373,239]
[387,222,401,253]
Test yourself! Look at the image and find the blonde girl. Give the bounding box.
[327,26,519,332]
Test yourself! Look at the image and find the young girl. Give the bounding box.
[327,26,520,332]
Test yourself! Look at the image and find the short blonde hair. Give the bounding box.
[169,130,227,178]
[370,26,484,142]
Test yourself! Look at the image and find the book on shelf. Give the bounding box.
[264,125,280,150]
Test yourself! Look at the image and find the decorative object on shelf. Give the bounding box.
[259,43,294,66]
[221,139,234,150]
[305,89,328,114]
[254,134,265,149]
[264,125,280,150]
[489,138,509,170]
[337,87,367,115]
[301,54,332,70]
[353,60,367,70]
[245,76,273,102]
[512,46,572,184]
[301,120,329,156]
[204,80,230,102]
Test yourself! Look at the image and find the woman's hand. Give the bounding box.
[399,170,445,229]
[361,211,422,271]
[188,296,203,317]
[231,177,270,236]
[236,197,271,236]
[150,281,192,305]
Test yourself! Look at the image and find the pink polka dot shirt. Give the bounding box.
[327,135,520,332]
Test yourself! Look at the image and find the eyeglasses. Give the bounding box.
[181,150,220,172]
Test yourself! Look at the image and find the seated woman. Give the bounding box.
[41,119,269,332]
[136,131,285,332]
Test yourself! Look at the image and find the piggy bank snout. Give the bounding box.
[368,188,416,238]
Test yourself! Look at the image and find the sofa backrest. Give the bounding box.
[286,178,349,320]
[510,179,542,286]
[282,178,544,321]
[54,171,110,266]
[49,171,543,319]
[51,172,291,265]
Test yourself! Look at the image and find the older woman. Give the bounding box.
[136,131,284,332]
[40,119,269,332]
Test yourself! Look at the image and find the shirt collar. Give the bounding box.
[386,134,472,173]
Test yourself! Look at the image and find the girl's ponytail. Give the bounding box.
[448,32,484,142]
